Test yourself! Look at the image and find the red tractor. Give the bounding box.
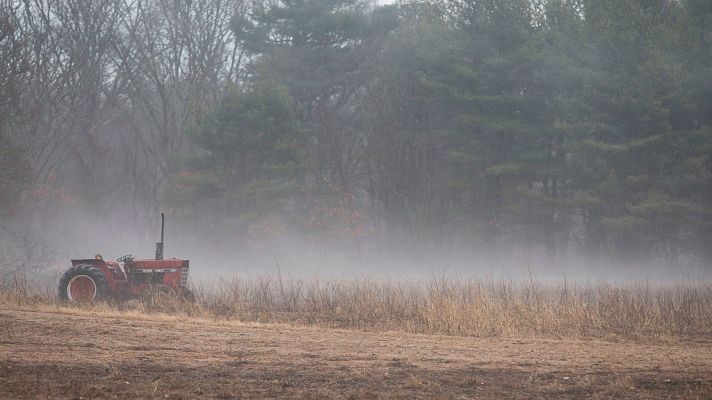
[58,213,193,302]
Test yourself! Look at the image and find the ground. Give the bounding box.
[1,307,711,399]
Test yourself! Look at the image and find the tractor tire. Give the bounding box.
[151,285,195,303]
[58,264,109,302]
[142,285,194,311]
[142,284,171,302]
[178,288,196,303]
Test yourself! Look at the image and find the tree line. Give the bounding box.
[1,0,711,267]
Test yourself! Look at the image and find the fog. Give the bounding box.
[1,0,711,288]
[21,209,711,287]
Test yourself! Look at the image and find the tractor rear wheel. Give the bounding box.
[58,264,109,302]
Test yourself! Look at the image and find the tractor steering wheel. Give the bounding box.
[116,254,134,263]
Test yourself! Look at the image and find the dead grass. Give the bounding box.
[2,273,711,339]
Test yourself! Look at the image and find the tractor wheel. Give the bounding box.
[151,285,195,303]
[58,264,109,302]
[142,285,194,310]
[143,284,172,302]
[178,288,195,303]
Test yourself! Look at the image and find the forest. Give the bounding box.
[1,0,711,276]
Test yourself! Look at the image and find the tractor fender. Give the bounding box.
[70,259,126,293]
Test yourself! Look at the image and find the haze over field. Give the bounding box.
[1,0,712,284]
[2,3,712,399]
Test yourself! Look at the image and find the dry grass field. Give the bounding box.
[1,276,712,398]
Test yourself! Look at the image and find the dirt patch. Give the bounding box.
[1,308,711,399]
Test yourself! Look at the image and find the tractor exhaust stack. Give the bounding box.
[155,212,165,260]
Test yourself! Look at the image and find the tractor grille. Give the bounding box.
[181,264,189,287]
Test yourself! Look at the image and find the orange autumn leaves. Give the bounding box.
[249,193,374,248]
[28,175,73,210]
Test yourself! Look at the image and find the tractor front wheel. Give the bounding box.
[178,288,195,303]
[58,265,109,302]
[154,285,195,303]
[143,285,195,308]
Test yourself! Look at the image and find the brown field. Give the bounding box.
[1,305,711,399]
[2,277,712,398]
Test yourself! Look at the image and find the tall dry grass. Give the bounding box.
[2,273,711,339]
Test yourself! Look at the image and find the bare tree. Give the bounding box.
[1,0,244,229]
[0,1,30,217]
[111,0,244,222]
